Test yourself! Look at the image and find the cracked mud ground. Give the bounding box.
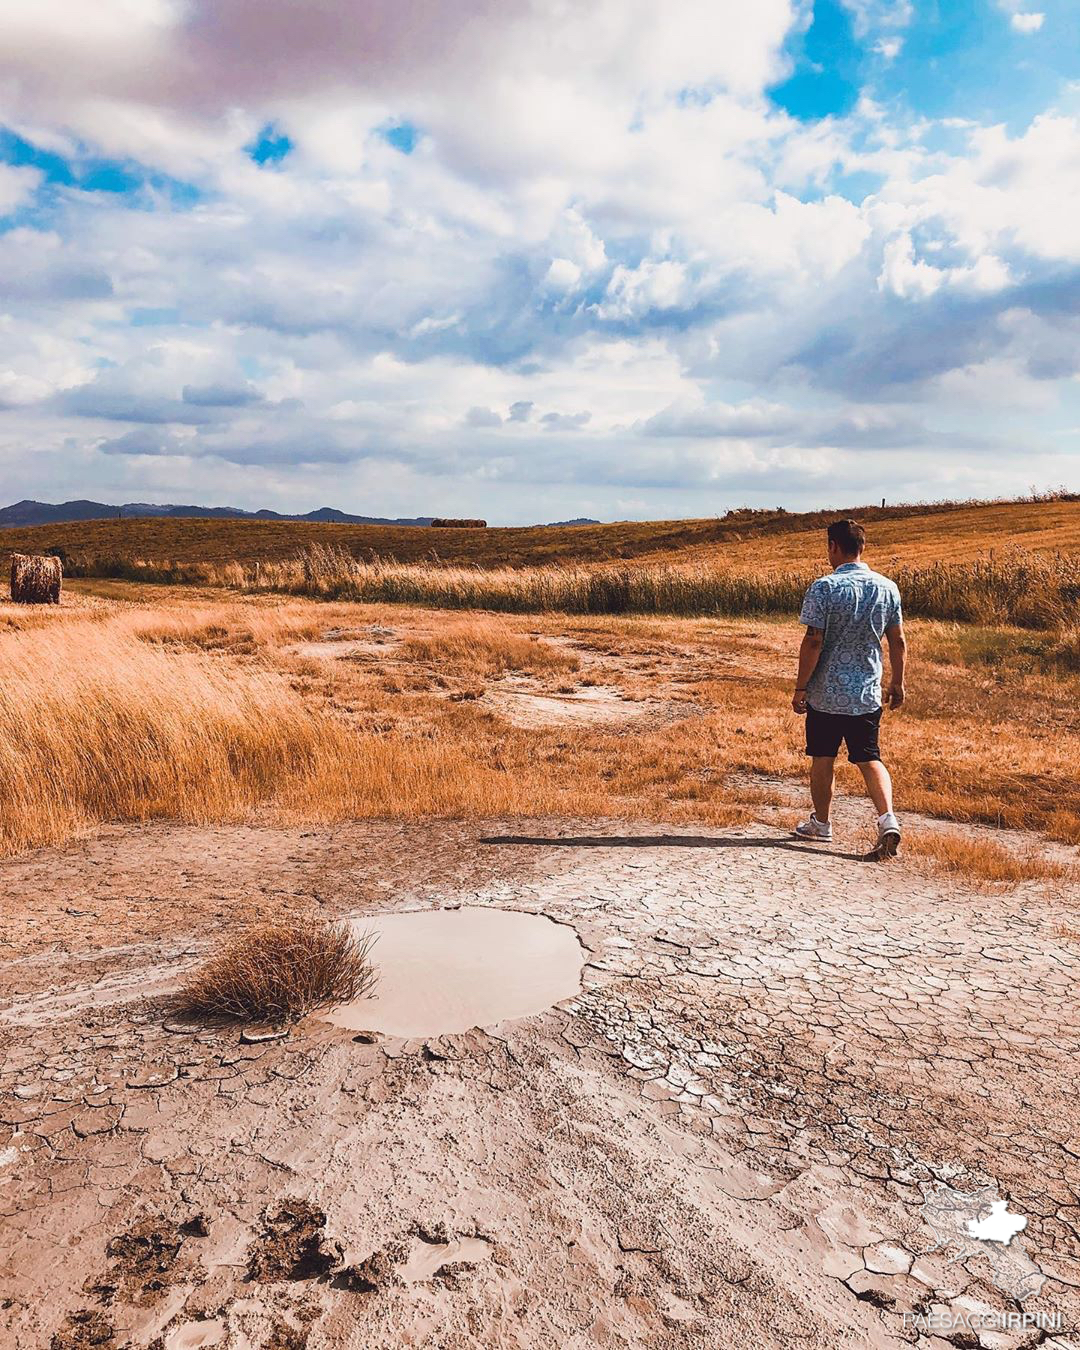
[1,816,1078,1349]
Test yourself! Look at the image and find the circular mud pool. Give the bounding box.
[322,907,585,1038]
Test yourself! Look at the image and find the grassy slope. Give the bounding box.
[1,497,1078,569]
[697,499,1080,571]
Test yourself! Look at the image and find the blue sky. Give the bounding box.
[0,0,1078,522]
[775,0,1079,127]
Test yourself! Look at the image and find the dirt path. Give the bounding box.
[1,817,1078,1348]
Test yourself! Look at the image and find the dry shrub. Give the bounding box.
[173,921,377,1025]
[905,830,1077,887]
[401,620,578,676]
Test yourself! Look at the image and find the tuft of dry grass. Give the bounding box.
[172,920,377,1025]
[400,621,578,677]
[128,603,327,652]
[904,830,1077,887]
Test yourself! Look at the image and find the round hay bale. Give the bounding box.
[10,552,63,604]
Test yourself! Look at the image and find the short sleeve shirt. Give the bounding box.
[799,563,902,715]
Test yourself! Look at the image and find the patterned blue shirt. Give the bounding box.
[799,562,902,715]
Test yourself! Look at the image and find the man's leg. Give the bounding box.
[797,709,841,839]
[810,757,836,823]
[853,713,901,854]
[857,759,893,816]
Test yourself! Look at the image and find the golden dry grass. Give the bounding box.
[904,830,1077,887]
[0,617,572,856]
[172,921,377,1025]
[0,597,728,855]
[2,585,1076,878]
[0,619,345,855]
[679,498,1080,571]
[54,542,1080,631]
[400,621,578,677]
[925,619,1080,675]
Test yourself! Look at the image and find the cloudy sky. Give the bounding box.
[1,0,1078,523]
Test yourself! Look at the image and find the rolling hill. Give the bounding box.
[1,496,1077,571]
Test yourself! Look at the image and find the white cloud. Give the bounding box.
[874,37,904,60]
[595,260,690,320]
[543,258,583,294]
[0,0,1077,518]
[0,163,41,214]
[996,1,1044,33]
[0,0,796,178]
[464,406,502,428]
[876,232,1012,299]
[900,115,1080,263]
[0,370,51,407]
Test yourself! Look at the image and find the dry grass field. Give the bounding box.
[194,543,1080,632]
[2,495,1078,879]
[6,497,1077,640]
[2,578,1076,876]
[3,493,1078,570]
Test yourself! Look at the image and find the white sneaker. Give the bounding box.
[877,812,901,857]
[794,812,832,841]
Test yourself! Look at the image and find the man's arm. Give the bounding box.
[885,621,906,709]
[792,626,823,715]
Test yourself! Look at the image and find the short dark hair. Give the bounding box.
[827,518,865,555]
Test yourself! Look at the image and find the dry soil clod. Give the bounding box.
[245,1200,343,1284]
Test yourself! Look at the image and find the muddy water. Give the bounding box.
[322,907,584,1038]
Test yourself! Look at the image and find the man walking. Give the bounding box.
[791,518,906,856]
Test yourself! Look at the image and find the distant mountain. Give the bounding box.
[0,500,606,529]
[0,499,434,528]
[544,517,601,526]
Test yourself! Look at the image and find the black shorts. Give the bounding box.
[805,705,882,763]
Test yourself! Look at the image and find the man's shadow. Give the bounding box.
[479,833,885,863]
